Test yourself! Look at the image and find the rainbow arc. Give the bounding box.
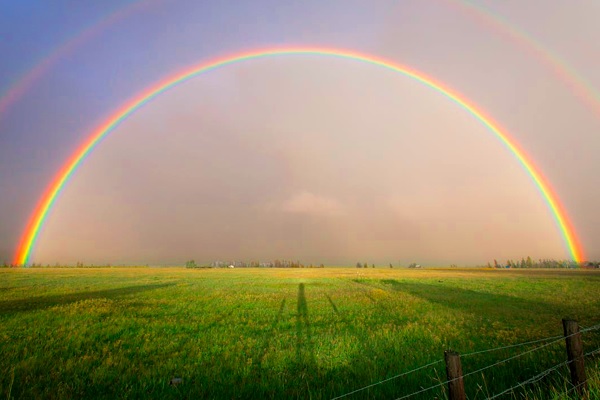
[13,47,585,265]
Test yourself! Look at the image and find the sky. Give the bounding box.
[0,0,599,266]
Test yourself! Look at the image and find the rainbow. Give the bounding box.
[13,47,586,265]
[0,0,154,119]
[450,0,600,118]
[2,0,599,131]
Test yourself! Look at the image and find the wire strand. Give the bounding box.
[581,322,600,333]
[330,359,443,400]
[394,333,575,400]
[393,380,447,400]
[337,325,600,400]
[462,334,563,357]
[585,346,600,357]
[460,335,566,380]
[465,321,600,358]
[565,380,587,396]
[484,360,570,400]
[478,343,600,399]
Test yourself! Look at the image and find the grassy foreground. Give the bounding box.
[0,267,599,399]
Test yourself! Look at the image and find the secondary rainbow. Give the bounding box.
[450,0,600,119]
[13,47,586,265]
[0,0,155,119]
[3,0,599,129]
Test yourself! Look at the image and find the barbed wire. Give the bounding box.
[459,335,566,380]
[565,382,587,394]
[581,322,600,333]
[484,343,600,399]
[335,325,600,400]
[585,346,600,358]
[564,380,587,396]
[462,334,563,357]
[484,359,570,399]
[393,332,578,400]
[486,345,600,399]
[330,359,443,400]
[559,347,600,399]
[393,379,448,400]
[576,321,600,331]
[461,322,600,359]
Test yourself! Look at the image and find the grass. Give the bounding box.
[0,267,599,399]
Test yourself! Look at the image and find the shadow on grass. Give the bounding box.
[3,282,562,400]
[296,283,315,365]
[380,279,556,322]
[326,294,379,358]
[251,297,287,370]
[0,283,175,315]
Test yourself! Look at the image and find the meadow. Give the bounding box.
[0,267,599,399]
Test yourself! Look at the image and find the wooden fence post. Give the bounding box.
[562,319,587,396]
[445,350,466,400]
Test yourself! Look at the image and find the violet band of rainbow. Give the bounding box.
[4,1,600,129]
[13,47,585,265]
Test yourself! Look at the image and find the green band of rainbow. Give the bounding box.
[13,47,585,265]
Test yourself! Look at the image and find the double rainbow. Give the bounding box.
[13,47,585,265]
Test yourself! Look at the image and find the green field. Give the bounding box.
[1,267,599,399]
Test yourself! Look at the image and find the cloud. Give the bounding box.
[281,191,346,217]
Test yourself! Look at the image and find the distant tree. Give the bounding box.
[356,262,362,268]
[372,264,375,268]
[389,263,393,268]
[320,264,324,268]
[185,260,197,268]
[364,262,368,269]
[526,256,533,268]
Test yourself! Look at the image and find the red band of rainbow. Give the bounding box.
[13,47,585,265]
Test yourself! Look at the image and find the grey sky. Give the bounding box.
[1,1,598,265]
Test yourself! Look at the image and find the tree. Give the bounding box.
[389,263,393,268]
[372,264,375,268]
[185,260,197,268]
[356,262,362,268]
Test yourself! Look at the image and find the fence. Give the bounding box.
[332,319,600,400]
